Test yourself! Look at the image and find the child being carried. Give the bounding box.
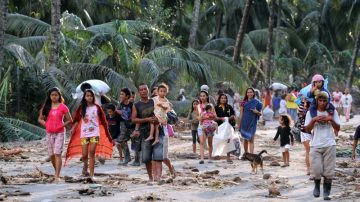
[145,83,172,145]
[201,104,218,136]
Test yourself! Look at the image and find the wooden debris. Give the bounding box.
[204,170,220,175]
[0,148,23,157]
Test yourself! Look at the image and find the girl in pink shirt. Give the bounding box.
[38,87,72,182]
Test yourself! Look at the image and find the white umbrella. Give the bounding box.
[72,80,110,99]
[270,82,288,90]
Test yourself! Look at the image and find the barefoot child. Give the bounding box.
[188,99,200,154]
[106,103,123,163]
[145,83,172,145]
[273,114,294,167]
[38,87,72,182]
[65,89,112,181]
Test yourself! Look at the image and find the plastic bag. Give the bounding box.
[72,80,110,99]
[212,118,236,156]
[262,106,274,121]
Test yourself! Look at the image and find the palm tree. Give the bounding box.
[0,0,7,80]
[265,0,276,84]
[49,0,61,69]
[188,0,201,48]
[232,0,253,63]
[346,31,360,89]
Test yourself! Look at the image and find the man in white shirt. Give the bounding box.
[305,91,340,200]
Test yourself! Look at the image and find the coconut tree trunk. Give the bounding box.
[49,0,61,69]
[188,0,201,48]
[266,0,276,85]
[216,12,223,38]
[0,0,8,80]
[232,0,253,63]
[274,0,282,67]
[346,32,360,89]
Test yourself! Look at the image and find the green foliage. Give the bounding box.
[0,117,45,142]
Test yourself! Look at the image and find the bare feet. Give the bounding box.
[170,165,176,179]
[53,177,62,183]
[152,139,159,146]
[82,167,90,177]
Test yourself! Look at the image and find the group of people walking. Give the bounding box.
[38,73,358,200]
[38,82,175,185]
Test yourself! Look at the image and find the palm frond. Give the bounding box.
[144,46,212,85]
[201,38,235,52]
[6,14,50,37]
[5,36,48,54]
[248,29,268,52]
[42,67,77,102]
[4,44,36,67]
[242,34,259,59]
[296,11,320,44]
[87,22,117,35]
[81,33,113,62]
[138,58,161,86]
[196,50,250,89]
[0,117,45,142]
[303,41,335,66]
[113,34,132,71]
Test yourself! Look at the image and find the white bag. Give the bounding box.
[212,118,236,157]
[72,79,110,99]
[262,106,274,121]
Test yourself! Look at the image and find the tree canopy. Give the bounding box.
[1,0,360,141]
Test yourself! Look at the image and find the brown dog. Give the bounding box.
[243,150,267,174]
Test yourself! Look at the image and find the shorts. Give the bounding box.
[279,144,291,153]
[81,136,99,145]
[141,135,164,164]
[300,132,312,142]
[46,132,65,155]
[119,122,132,142]
[197,125,216,137]
[163,133,169,159]
[202,122,217,133]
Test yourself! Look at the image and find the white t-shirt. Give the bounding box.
[341,94,352,108]
[278,99,287,114]
[304,110,340,148]
[80,105,100,138]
